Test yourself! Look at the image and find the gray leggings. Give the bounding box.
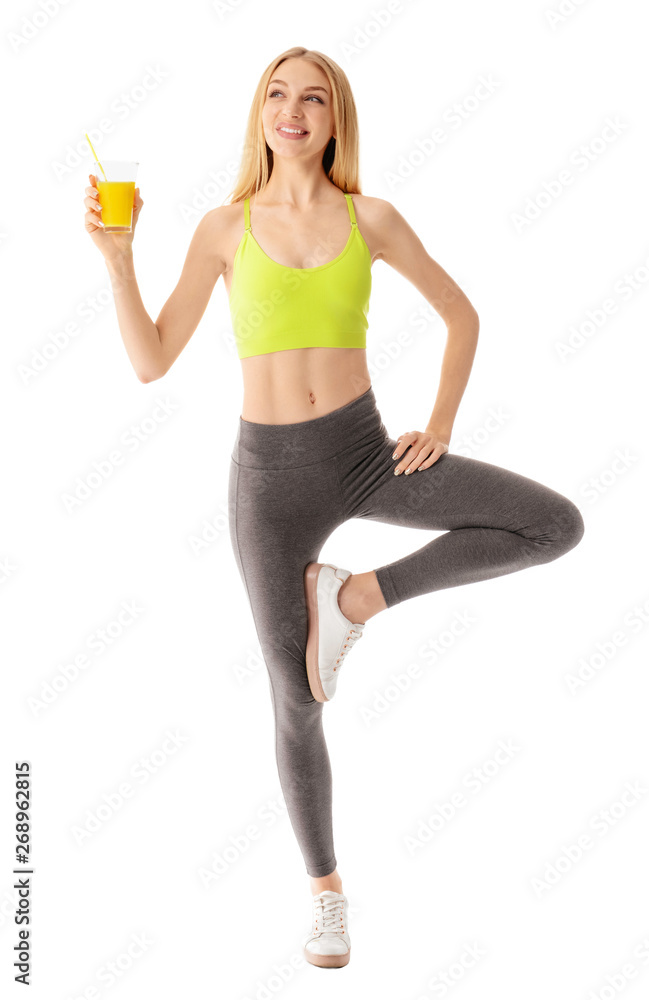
[228,386,584,877]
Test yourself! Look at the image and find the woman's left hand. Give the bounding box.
[391,429,449,475]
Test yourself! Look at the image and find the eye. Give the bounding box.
[268,89,323,103]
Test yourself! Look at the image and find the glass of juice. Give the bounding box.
[94,160,139,232]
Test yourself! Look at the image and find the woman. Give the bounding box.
[84,46,585,970]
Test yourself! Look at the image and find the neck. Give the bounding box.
[256,164,337,208]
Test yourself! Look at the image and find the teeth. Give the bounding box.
[279,127,307,134]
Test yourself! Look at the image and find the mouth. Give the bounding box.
[276,125,310,138]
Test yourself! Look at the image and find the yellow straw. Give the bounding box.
[84,133,108,181]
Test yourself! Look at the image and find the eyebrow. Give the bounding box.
[268,78,329,93]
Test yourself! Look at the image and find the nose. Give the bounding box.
[283,101,302,119]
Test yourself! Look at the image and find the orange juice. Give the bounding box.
[97,180,135,231]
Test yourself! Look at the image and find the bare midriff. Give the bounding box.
[239,346,373,424]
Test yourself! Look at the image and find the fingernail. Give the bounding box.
[394,468,401,476]
[392,453,398,460]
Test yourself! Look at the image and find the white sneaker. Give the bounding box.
[303,890,351,968]
[304,563,366,703]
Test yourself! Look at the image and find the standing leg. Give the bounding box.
[228,455,345,879]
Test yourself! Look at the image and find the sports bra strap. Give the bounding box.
[344,192,358,227]
[243,197,251,232]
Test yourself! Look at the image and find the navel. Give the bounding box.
[308,391,316,405]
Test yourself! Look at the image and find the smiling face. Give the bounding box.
[262,58,336,161]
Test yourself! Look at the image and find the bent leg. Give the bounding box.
[344,439,585,608]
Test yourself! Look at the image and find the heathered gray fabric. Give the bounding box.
[228,386,584,877]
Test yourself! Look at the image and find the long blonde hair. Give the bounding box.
[226,46,362,204]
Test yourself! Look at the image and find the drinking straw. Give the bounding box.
[84,133,108,181]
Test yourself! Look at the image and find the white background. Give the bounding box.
[2,0,649,997]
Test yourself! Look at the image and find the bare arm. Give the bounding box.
[373,199,480,440]
[106,211,226,382]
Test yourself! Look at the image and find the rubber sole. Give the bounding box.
[304,561,330,703]
[304,944,351,968]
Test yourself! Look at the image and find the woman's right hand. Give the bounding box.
[84,172,143,261]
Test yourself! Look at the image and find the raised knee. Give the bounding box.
[540,497,585,560]
[557,498,585,551]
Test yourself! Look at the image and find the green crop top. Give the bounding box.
[228,191,372,360]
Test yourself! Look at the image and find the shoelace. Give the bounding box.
[333,627,363,672]
[312,892,346,935]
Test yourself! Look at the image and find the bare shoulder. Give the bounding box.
[347,194,400,262]
[199,202,246,272]
[349,194,478,325]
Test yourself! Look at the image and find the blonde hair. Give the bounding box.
[226,46,362,205]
